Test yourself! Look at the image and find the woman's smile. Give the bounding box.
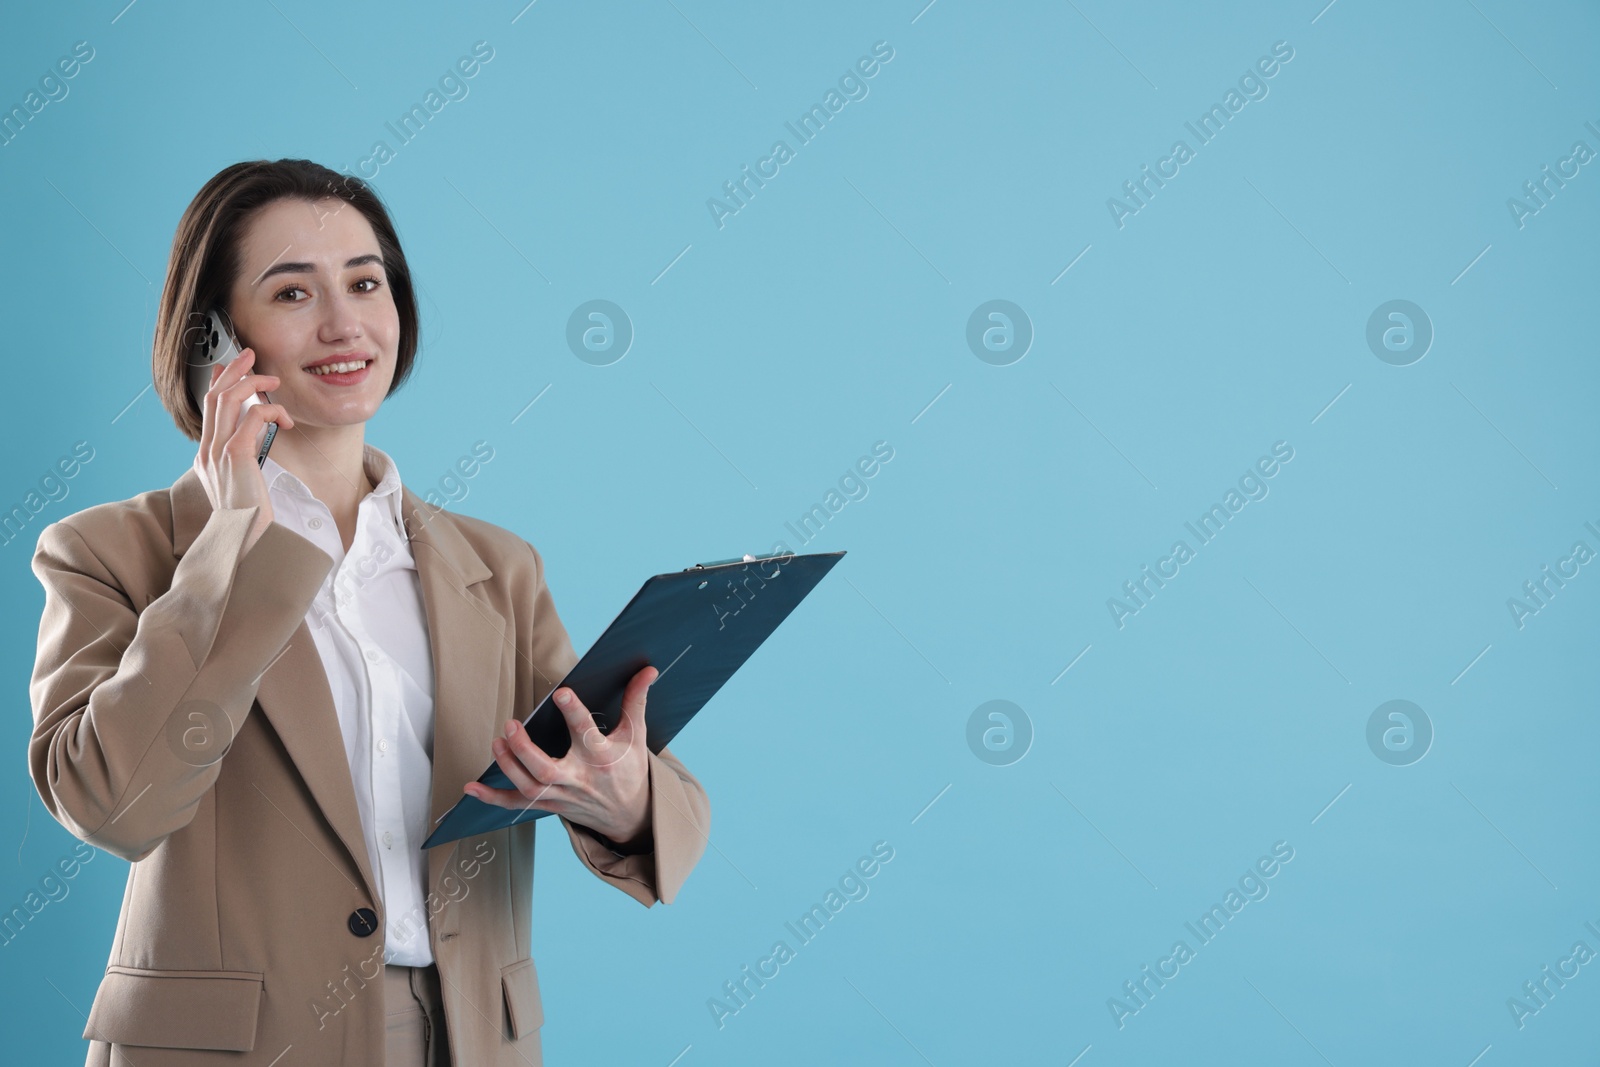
[302,353,374,385]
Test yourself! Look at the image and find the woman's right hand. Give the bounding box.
[194,348,294,552]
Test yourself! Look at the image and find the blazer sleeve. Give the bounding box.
[561,745,711,907]
[28,505,334,861]
[519,540,711,907]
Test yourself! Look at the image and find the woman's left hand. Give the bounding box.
[465,665,657,847]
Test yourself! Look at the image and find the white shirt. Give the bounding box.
[262,443,437,966]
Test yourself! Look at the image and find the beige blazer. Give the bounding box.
[28,463,711,1066]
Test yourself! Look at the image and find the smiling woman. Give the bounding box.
[27,159,710,1067]
[151,164,419,508]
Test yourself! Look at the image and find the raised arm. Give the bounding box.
[28,506,333,861]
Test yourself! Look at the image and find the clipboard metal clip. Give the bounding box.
[687,550,796,571]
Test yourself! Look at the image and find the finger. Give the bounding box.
[218,382,287,455]
[497,724,566,790]
[199,362,224,455]
[224,405,292,458]
[618,666,658,738]
[492,734,554,799]
[579,719,638,770]
[207,350,258,453]
[554,687,632,767]
[219,373,281,406]
[465,781,568,814]
[201,356,233,453]
[550,687,604,750]
[583,670,654,770]
[209,347,259,406]
[240,402,294,432]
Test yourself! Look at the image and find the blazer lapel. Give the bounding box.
[395,486,508,892]
[169,466,507,914]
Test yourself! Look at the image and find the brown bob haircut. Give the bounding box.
[152,158,420,441]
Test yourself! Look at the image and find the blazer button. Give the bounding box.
[348,908,379,937]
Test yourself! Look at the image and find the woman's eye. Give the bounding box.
[353,276,384,293]
[274,285,307,302]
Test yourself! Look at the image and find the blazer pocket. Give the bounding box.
[83,966,265,1052]
[500,957,545,1040]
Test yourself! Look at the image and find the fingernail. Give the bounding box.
[555,690,570,705]
[504,721,516,738]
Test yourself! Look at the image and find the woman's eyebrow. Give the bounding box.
[253,252,384,286]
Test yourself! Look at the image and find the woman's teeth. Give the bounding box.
[308,360,370,375]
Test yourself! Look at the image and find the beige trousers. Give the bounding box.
[384,963,450,1067]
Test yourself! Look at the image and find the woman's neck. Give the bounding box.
[269,425,375,519]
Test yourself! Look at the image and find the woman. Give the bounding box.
[27,158,711,1067]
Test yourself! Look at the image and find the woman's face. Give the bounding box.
[224,196,400,434]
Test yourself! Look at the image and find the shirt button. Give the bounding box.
[307,517,323,529]
[378,739,388,753]
[382,831,393,847]
[365,649,380,662]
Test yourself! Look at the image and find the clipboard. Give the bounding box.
[421,549,845,849]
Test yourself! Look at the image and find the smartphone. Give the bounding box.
[185,308,277,467]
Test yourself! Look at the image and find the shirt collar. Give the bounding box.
[260,443,405,529]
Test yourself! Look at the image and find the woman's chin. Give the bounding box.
[280,406,379,433]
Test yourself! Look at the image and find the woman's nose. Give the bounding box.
[318,293,365,344]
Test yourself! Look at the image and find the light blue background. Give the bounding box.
[2,1,1597,1064]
